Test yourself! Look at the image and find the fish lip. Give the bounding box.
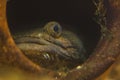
[15,36,71,59]
[14,36,50,45]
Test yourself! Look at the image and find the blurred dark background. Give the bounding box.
[6,0,101,57]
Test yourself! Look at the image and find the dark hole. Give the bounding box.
[6,0,101,61]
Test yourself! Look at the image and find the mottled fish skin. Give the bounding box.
[14,21,86,71]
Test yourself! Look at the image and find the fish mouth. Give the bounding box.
[14,36,86,70]
[14,36,71,59]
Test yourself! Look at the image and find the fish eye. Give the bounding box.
[44,21,62,38]
[53,25,59,33]
[52,23,62,37]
